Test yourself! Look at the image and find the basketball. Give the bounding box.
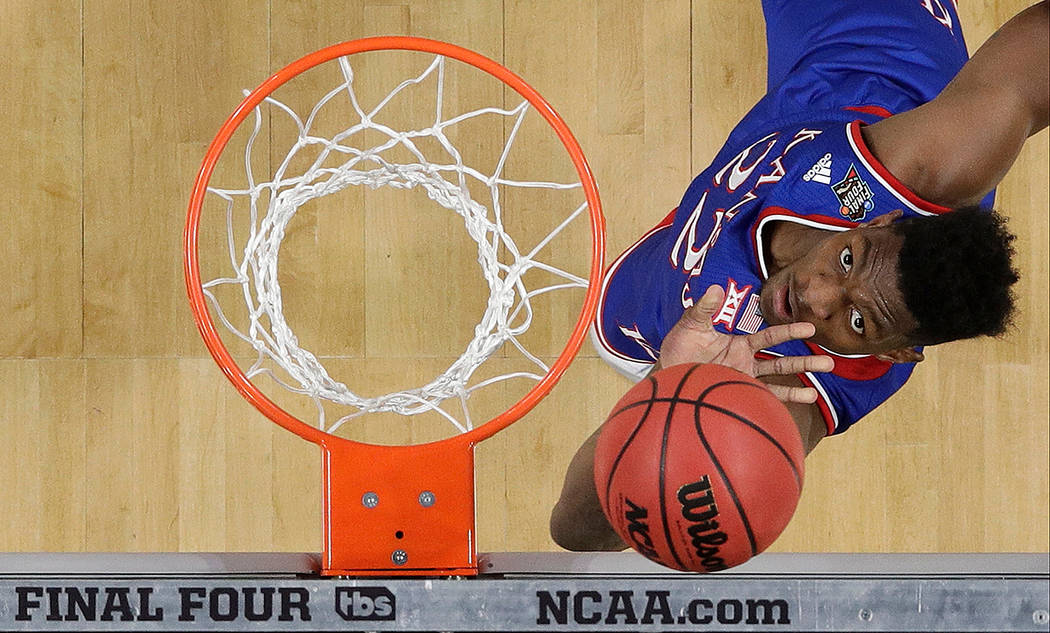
[594,363,805,572]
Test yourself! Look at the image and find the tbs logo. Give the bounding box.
[335,587,396,621]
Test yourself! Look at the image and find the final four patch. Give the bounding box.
[831,164,874,221]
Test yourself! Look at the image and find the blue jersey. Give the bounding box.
[593,0,989,435]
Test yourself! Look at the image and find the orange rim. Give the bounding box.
[184,36,605,449]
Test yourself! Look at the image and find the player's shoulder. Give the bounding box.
[759,340,917,436]
[718,111,854,163]
[711,113,873,199]
[761,117,953,226]
[690,113,860,214]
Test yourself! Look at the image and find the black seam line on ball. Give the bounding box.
[696,401,803,490]
[694,404,759,557]
[604,375,660,507]
[660,363,708,570]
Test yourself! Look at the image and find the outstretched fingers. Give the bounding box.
[747,321,817,351]
[755,353,835,377]
[764,382,821,404]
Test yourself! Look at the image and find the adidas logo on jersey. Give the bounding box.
[803,153,833,184]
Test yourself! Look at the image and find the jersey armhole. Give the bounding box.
[846,120,952,216]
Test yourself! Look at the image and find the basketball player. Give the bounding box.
[551,0,1048,550]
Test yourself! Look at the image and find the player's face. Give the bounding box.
[759,226,919,356]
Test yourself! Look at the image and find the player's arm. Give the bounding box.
[762,375,828,454]
[549,425,630,551]
[549,286,831,551]
[863,1,1049,208]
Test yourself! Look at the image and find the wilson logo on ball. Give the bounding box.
[594,364,804,573]
[678,476,730,572]
[623,498,660,561]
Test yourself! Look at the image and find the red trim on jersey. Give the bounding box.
[847,120,952,215]
[750,205,858,271]
[655,206,678,228]
[803,342,892,381]
[755,205,859,231]
[593,208,678,361]
[843,105,893,119]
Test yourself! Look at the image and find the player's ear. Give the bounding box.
[861,209,904,228]
[875,347,924,363]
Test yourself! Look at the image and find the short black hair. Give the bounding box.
[893,207,1018,346]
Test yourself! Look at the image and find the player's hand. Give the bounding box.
[656,285,835,403]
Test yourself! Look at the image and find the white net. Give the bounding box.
[202,53,592,437]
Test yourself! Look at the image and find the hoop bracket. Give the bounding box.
[185,36,606,577]
[321,436,478,576]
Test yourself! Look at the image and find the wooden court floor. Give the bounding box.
[0,1,1046,557]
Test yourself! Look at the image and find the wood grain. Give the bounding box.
[0,0,1044,558]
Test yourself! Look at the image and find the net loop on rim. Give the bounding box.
[201,51,592,436]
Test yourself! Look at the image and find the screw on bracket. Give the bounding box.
[361,492,379,508]
[418,491,436,507]
[391,550,408,566]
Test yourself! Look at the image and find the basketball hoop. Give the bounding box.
[184,37,604,575]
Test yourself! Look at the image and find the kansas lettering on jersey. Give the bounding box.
[594,115,956,435]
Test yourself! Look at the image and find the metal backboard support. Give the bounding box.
[1,552,1047,631]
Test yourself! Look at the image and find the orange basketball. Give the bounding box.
[594,363,805,572]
